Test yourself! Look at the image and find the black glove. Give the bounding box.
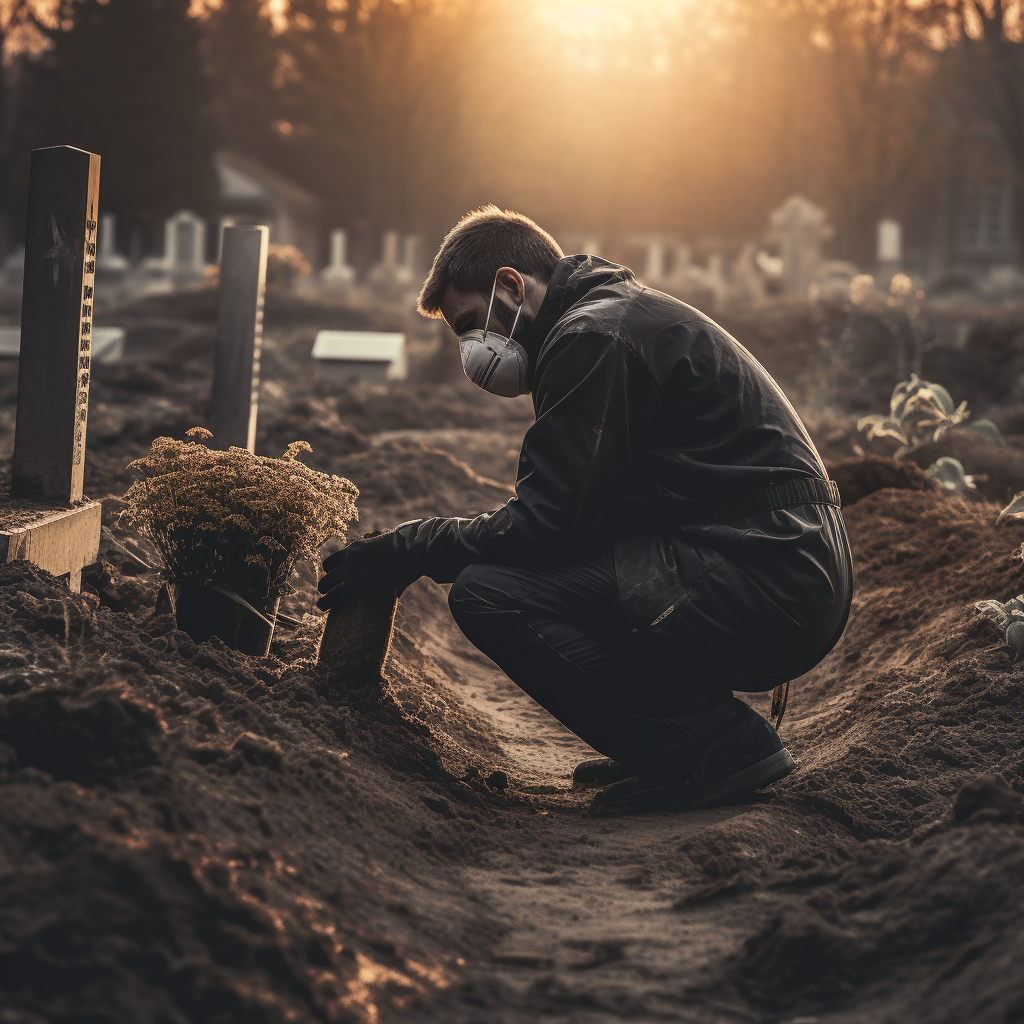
[316,531,412,611]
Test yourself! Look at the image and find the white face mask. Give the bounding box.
[458,275,530,397]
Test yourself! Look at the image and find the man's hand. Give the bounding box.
[316,531,409,611]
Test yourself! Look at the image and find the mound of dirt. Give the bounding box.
[826,454,940,506]
[0,559,511,1024]
[677,487,1024,1022]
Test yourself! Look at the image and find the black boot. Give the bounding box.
[587,697,795,816]
[572,757,634,788]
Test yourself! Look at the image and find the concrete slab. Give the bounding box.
[0,500,102,593]
[312,330,406,381]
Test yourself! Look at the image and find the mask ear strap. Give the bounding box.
[483,272,525,342]
[482,276,499,341]
[509,298,523,341]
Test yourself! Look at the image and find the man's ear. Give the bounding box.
[494,266,525,305]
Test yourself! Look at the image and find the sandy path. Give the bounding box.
[391,577,774,1022]
[458,810,757,1024]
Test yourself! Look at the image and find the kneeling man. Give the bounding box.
[318,206,853,814]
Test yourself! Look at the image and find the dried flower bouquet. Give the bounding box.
[121,428,358,654]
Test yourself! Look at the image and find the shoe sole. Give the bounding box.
[689,747,796,809]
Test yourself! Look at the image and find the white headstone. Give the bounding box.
[731,241,767,302]
[311,330,407,382]
[97,213,129,274]
[769,195,833,298]
[877,219,902,264]
[367,231,413,298]
[402,234,423,278]
[382,231,400,269]
[164,210,207,276]
[643,240,668,284]
[321,229,356,289]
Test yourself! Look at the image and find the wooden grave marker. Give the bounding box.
[2,146,103,592]
[210,225,269,452]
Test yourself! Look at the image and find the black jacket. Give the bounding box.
[393,256,831,601]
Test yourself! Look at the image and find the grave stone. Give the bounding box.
[877,219,902,265]
[627,233,677,290]
[311,331,406,383]
[321,229,356,291]
[165,209,207,284]
[402,234,423,281]
[768,195,833,298]
[731,241,767,302]
[2,146,103,593]
[209,225,269,452]
[367,230,413,299]
[97,212,128,275]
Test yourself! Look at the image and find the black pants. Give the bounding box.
[447,502,853,775]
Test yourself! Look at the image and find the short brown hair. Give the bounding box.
[417,205,564,318]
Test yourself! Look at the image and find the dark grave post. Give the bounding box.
[210,225,269,452]
[13,146,100,502]
[2,146,103,592]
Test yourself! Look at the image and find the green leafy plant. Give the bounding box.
[120,428,358,601]
[926,456,976,494]
[858,374,968,452]
[858,374,1003,456]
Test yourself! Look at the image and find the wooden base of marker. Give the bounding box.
[316,588,399,701]
[0,499,102,593]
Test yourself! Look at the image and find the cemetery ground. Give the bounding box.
[1,286,1024,1024]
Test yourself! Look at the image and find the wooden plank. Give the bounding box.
[210,225,269,452]
[0,501,102,593]
[11,146,101,503]
[316,589,399,702]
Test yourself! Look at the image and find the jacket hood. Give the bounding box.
[519,255,636,360]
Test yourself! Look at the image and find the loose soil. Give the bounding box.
[0,291,1023,1023]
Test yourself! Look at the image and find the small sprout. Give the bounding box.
[975,595,1024,663]
[186,426,214,439]
[926,457,976,493]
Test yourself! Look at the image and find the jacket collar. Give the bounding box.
[519,255,636,359]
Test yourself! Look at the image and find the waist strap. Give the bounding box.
[706,477,841,524]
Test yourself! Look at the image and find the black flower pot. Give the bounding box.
[172,583,281,657]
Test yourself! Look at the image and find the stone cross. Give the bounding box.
[768,195,833,298]
[3,146,103,591]
[209,225,269,452]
